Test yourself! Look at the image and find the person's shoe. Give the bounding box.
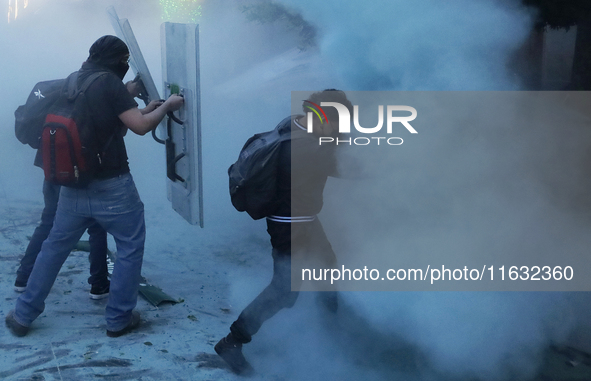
[214,334,254,375]
[14,280,27,293]
[106,311,141,338]
[5,310,29,337]
[90,282,110,300]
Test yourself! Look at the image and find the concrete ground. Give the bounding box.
[0,198,247,380]
[0,194,407,381]
[2,198,591,381]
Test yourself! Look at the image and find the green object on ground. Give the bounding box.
[139,283,182,306]
[74,240,91,252]
[76,240,182,307]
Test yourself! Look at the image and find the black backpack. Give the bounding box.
[15,78,66,149]
[228,116,292,220]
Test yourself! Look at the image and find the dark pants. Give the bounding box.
[15,180,109,288]
[230,218,336,343]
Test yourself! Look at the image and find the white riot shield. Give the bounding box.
[108,9,203,227]
[107,7,167,141]
[161,22,203,227]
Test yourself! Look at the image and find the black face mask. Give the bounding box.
[113,61,130,80]
[87,35,130,79]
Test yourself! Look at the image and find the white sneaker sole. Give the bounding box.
[89,292,109,300]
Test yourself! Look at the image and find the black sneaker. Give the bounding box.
[5,310,29,337]
[90,282,110,300]
[214,335,254,375]
[106,310,141,338]
[14,280,27,293]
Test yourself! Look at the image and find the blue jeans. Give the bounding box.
[16,180,109,288]
[14,173,145,331]
[230,218,337,343]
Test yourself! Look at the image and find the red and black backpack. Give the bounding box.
[40,71,109,187]
[16,70,111,187]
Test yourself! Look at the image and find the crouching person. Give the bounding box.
[215,89,353,374]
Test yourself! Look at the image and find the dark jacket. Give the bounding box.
[272,115,338,218]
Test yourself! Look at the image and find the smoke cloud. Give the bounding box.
[280,0,533,90]
[1,1,590,380]
[277,0,591,380]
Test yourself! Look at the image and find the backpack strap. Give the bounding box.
[63,70,116,174]
[66,71,109,100]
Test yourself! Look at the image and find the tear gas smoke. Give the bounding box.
[1,1,590,380]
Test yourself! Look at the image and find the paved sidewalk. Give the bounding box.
[0,198,261,380]
[2,199,591,381]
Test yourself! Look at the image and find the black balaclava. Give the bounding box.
[87,35,130,80]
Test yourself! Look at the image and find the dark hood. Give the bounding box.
[85,35,130,80]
